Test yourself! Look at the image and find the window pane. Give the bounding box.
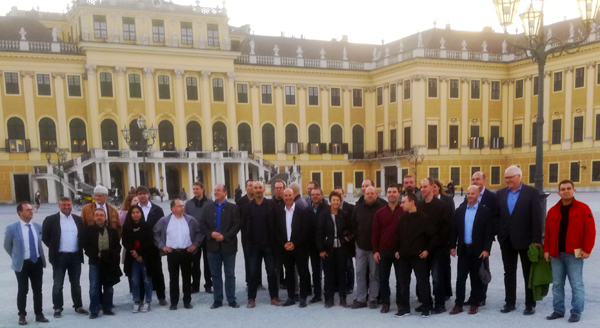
[390,83,396,102]
[129,74,142,98]
[552,119,561,144]
[428,78,438,98]
[352,88,362,106]
[237,84,248,103]
[451,167,461,185]
[514,124,522,148]
[450,79,460,99]
[491,81,500,100]
[207,24,219,46]
[573,116,584,142]
[449,125,459,149]
[67,75,81,97]
[186,77,198,100]
[549,163,559,183]
[403,80,411,99]
[553,72,563,92]
[515,79,523,98]
[428,125,437,149]
[4,72,20,94]
[471,80,480,99]
[331,88,341,106]
[491,166,500,185]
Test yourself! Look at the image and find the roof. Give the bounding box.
[0,17,56,42]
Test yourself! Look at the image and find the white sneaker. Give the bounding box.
[141,302,151,312]
[133,302,140,313]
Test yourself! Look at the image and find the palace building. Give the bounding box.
[1,0,600,204]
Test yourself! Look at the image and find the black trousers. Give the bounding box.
[323,247,347,300]
[428,246,450,307]
[345,258,355,292]
[282,247,310,299]
[167,250,193,306]
[191,243,212,291]
[398,256,431,311]
[455,247,484,307]
[379,250,400,305]
[247,244,278,300]
[500,239,535,307]
[151,252,166,301]
[242,241,262,286]
[308,244,322,297]
[16,259,44,316]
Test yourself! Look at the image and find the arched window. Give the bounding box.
[212,121,227,151]
[39,118,57,153]
[158,120,175,150]
[7,117,25,140]
[186,121,202,151]
[69,118,87,153]
[352,125,364,158]
[285,124,298,143]
[308,124,321,144]
[129,119,143,151]
[262,123,275,154]
[331,124,343,144]
[101,119,118,150]
[238,123,252,153]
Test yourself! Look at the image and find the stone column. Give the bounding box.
[501,79,510,154]
[161,162,168,199]
[523,75,532,150]
[460,77,470,152]
[563,66,573,149]
[298,84,308,148]
[200,71,212,151]
[154,162,160,191]
[383,84,390,149]
[174,69,186,149]
[244,163,249,184]
[226,72,238,149]
[481,78,490,153]
[397,80,403,148]
[584,62,595,145]
[412,75,426,149]
[439,77,449,154]
[46,176,58,204]
[187,162,193,199]
[364,87,376,151]
[274,83,285,154]
[217,162,225,185]
[143,67,157,150]
[238,163,245,190]
[95,162,101,185]
[543,72,551,146]
[21,72,39,159]
[250,82,262,153]
[396,165,402,183]
[102,162,111,188]
[115,66,128,149]
[320,85,330,145]
[85,65,101,149]
[507,80,514,149]
[127,162,135,189]
[193,163,198,183]
[380,164,386,195]
[342,86,352,145]
[52,72,69,149]
[210,163,216,192]
[135,162,141,189]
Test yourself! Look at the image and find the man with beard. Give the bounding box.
[356,180,387,206]
[306,187,329,303]
[400,175,423,201]
[272,180,286,208]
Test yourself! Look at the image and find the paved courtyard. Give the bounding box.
[0,192,598,327]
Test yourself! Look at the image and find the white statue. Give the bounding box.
[320,47,326,59]
[569,23,575,39]
[385,47,390,57]
[142,30,148,45]
[399,41,404,52]
[440,37,445,49]
[482,40,488,52]
[52,28,58,42]
[273,44,279,56]
[461,39,467,51]
[342,47,347,61]
[249,39,255,55]
[82,25,89,41]
[198,34,206,49]
[417,32,423,48]
[223,35,231,50]
[296,46,303,58]
[502,39,507,53]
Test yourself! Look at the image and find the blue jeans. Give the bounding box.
[551,253,585,316]
[52,252,83,310]
[131,261,153,303]
[207,251,237,303]
[89,265,114,314]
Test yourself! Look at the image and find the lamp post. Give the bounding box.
[121,115,157,187]
[407,147,425,183]
[46,148,68,197]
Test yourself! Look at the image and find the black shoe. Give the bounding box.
[464,298,472,306]
[340,297,349,308]
[394,309,410,317]
[35,314,49,323]
[184,303,193,309]
[432,306,446,314]
[299,298,307,308]
[89,314,98,319]
[568,314,581,323]
[324,299,334,308]
[523,306,536,315]
[53,309,62,318]
[18,315,27,325]
[421,310,431,318]
[310,296,322,303]
[501,304,516,313]
[169,305,177,310]
[283,299,296,307]
[159,299,168,306]
[351,301,367,309]
[75,307,89,315]
[103,310,115,315]
[415,305,425,312]
[205,287,213,294]
[191,288,200,294]
[229,301,240,308]
[210,302,222,309]
[546,312,565,320]
[293,295,300,302]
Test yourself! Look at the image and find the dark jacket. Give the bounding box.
[81,225,122,286]
[316,210,349,253]
[356,196,388,206]
[143,202,166,229]
[294,195,307,211]
[417,197,452,248]
[276,204,309,249]
[340,201,356,256]
[201,201,241,253]
[122,219,155,277]
[351,199,385,251]
[496,183,543,250]
[305,201,330,249]
[244,199,279,249]
[237,195,252,244]
[42,212,85,265]
[450,204,494,256]
[395,211,436,258]
[184,196,211,224]
[440,194,456,218]
[461,188,498,233]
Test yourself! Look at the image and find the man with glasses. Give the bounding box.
[81,186,121,237]
[496,165,543,315]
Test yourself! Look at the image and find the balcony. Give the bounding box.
[470,137,485,149]
[329,143,348,154]
[307,143,327,154]
[490,137,504,149]
[5,139,30,153]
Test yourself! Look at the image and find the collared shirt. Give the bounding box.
[166,214,192,249]
[215,200,226,232]
[20,220,39,260]
[59,211,78,252]
[507,183,522,215]
[478,188,486,203]
[464,202,479,244]
[284,203,295,241]
[141,202,153,220]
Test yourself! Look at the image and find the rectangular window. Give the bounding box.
[490,125,500,139]
[491,166,501,185]
[570,162,580,182]
[491,81,500,100]
[390,83,397,102]
[352,88,362,106]
[552,119,562,144]
[93,15,107,39]
[451,167,460,185]
[575,67,585,88]
[428,125,438,149]
[470,125,480,138]
[598,64,600,85]
[377,131,384,153]
[529,164,536,184]
[186,77,198,100]
[181,22,193,45]
[450,79,460,99]
[122,17,136,41]
[403,80,410,99]
[429,167,439,180]
[532,122,537,146]
[449,125,459,149]
[354,171,364,189]
[333,172,343,189]
[261,85,272,104]
[36,74,51,96]
[428,78,438,98]
[376,171,382,188]
[376,87,383,106]
[285,86,296,105]
[403,126,411,150]
[471,166,481,177]
[152,19,165,43]
[311,172,321,188]
[237,84,248,103]
[308,87,319,105]
[4,72,19,94]
[592,161,600,182]
[212,78,224,101]
[128,74,141,98]
[99,72,113,97]
[331,87,341,106]
[596,114,600,140]
[158,75,170,99]
[471,80,480,99]
[553,71,563,92]
[390,129,397,151]
[573,116,584,142]
[67,75,81,97]
[549,163,559,183]
[401,168,409,181]
[515,79,524,98]
[514,124,523,148]
[533,76,539,96]
[207,23,219,46]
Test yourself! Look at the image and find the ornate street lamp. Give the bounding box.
[121,115,157,187]
[407,147,425,183]
[46,148,68,197]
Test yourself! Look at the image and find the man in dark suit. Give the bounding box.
[432,178,456,300]
[306,186,330,303]
[237,180,260,288]
[200,184,241,309]
[42,197,89,318]
[335,186,355,295]
[449,186,494,315]
[496,165,543,315]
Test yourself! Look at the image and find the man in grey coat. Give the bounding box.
[153,199,203,310]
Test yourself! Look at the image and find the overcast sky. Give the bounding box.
[2,0,581,44]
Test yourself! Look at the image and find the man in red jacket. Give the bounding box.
[544,180,595,323]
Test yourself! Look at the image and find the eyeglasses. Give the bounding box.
[504,175,518,180]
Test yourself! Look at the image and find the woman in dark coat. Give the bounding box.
[122,205,154,313]
[317,191,350,308]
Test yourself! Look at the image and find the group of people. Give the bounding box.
[4,165,595,325]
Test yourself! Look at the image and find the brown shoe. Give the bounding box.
[468,306,478,315]
[247,299,256,308]
[449,306,463,315]
[270,298,283,306]
[380,304,390,313]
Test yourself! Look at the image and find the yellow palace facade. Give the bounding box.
[1,0,600,203]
